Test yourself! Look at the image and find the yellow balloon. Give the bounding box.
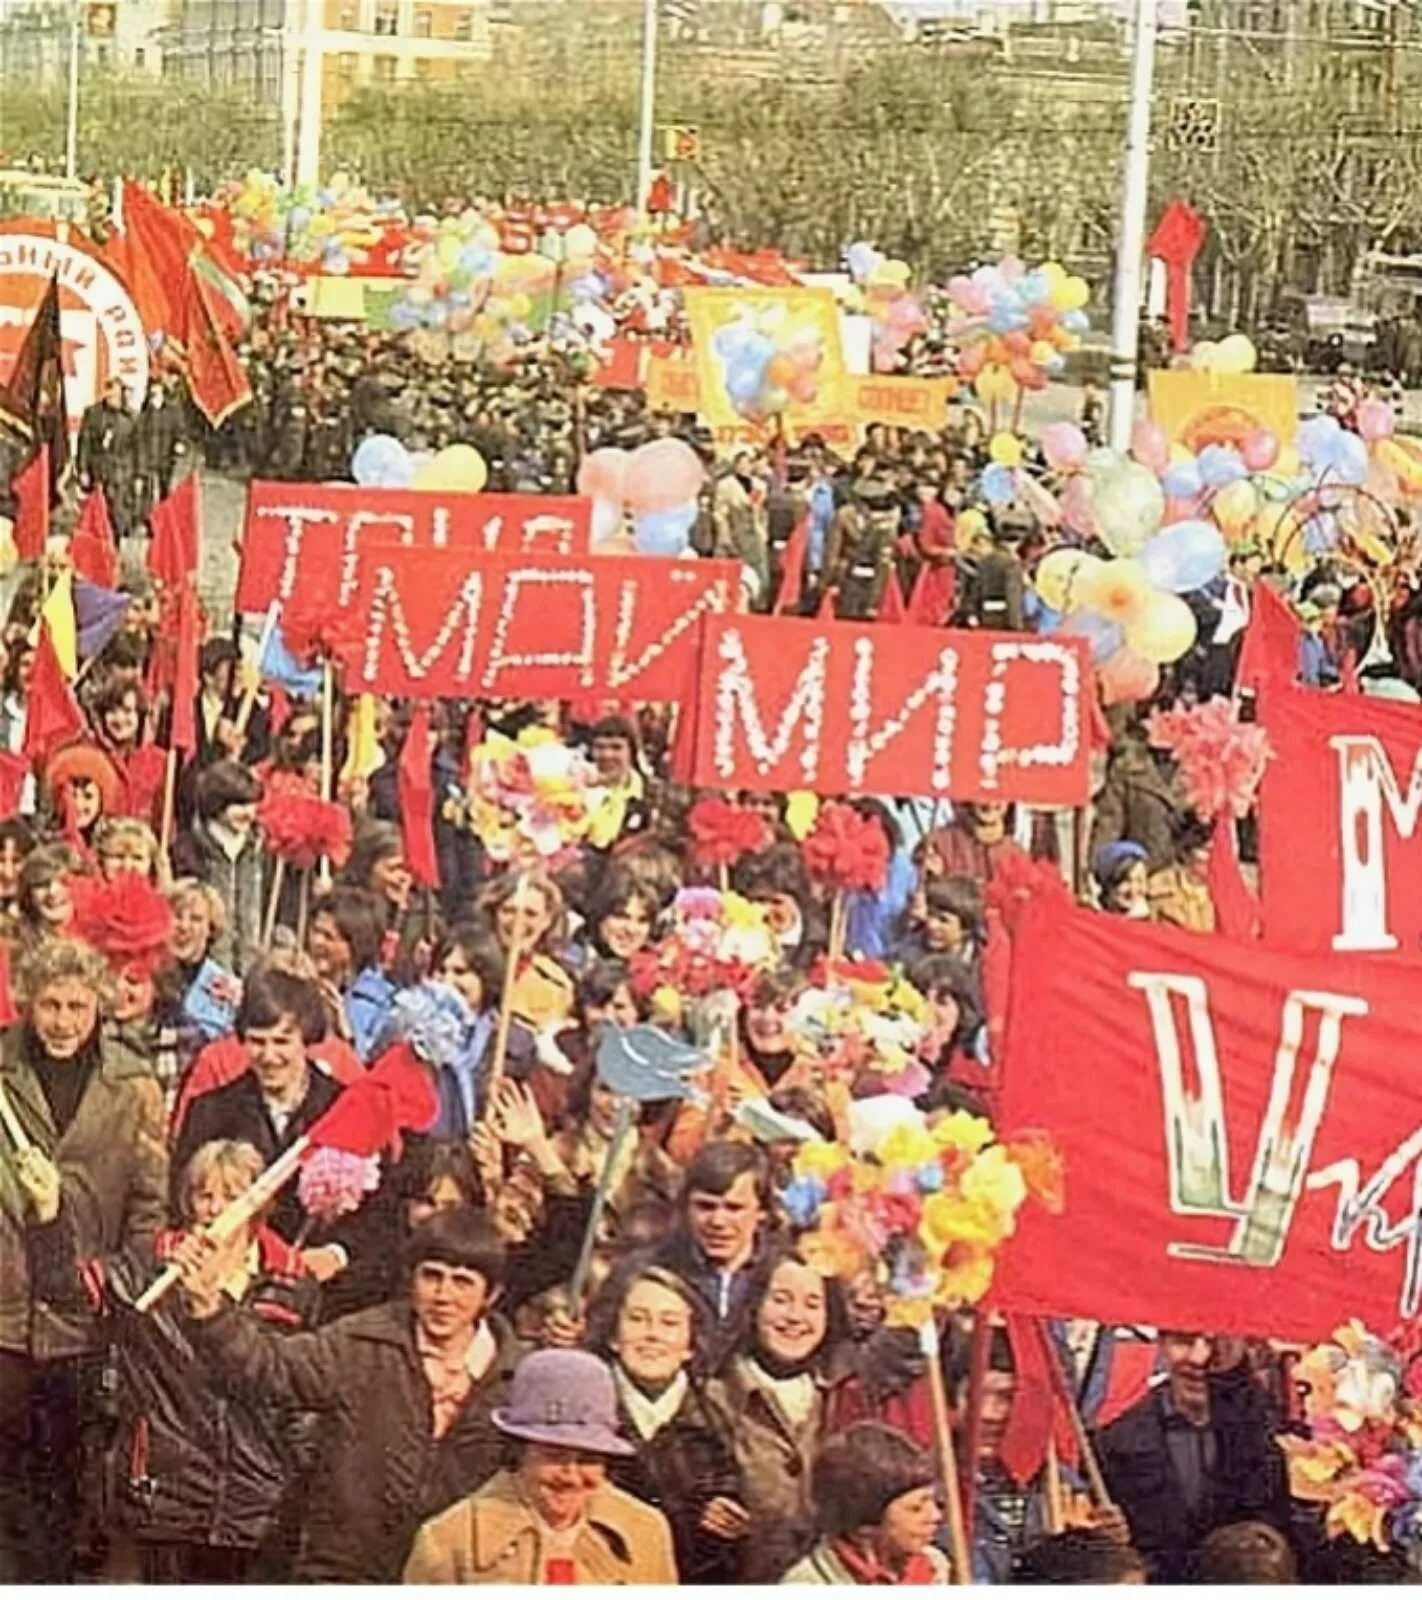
[414,443,488,494]
[869,258,912,289]
[957,507,989,551]
[1214,333,1258,375]
[784,791,820,842]
[1039,261,1067,292]
[507,292,532,320]
[436,234,461,271]
[975,364,1015,404]
[1050,275,1090,313]
[1126,590,1198,663]
[1034,548,1105,612]
[1167,442,1194,467]
[1029,339,1056,367]
[1078,558,1151,624]
[988,431,1024,469]
[1212,479,1258,540]
[1190,341,1220,372]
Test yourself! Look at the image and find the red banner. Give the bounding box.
[996,897,1422,1341]
[690,616,1091,806]
[340,546,739,701]
[1258,679,1422,957]
[235,481,591,614]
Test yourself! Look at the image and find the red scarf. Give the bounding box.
[830,1537,937,1586]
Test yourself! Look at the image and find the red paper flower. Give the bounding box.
[688,796,773,872]
[69,872,174,975]
[281,595,367,665]
[1146,697,1273,820]
[809,955,891,988]
[306,1040,439,1159]
[802,802,889,893]
[982,852,1072,935]
[258,792,353,871]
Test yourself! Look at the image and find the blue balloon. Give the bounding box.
[388,301,419,332]
[1299,413,1343,471]
[633,503,697,557]
[424,299,448,328]
[286,205,311,233]
[979,464,1016,506]
[987,300,1029,335]
[1061,309,1090,335]
[1140,520,1227,594]
[1058,608,1124,664]
[740,331,774,367]
[1197,444,1246,490]
[725,363,762,408]
[1019,270,1050,305]
[352,433,413,489]
[1161,459,1203,499]
[1329,429,1370,487]
[846,241,880,280]
[713,325,748,359]
[459,245,493,277]
[1303,510,1339,553]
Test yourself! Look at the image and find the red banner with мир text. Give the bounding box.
[690,615,1092,806]
[995,897,1422,1342]
[235,481,591,614]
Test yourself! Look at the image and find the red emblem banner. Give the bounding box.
[996,897,1422,1341]
[689,615,1092,806]
[236,481,591,613]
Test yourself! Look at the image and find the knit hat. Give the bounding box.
[44,743,122,817]
[491,1350,635,1457]
[1091,838,1149,887]
[812,1423,936,1537]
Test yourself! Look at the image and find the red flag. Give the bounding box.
[305,1041,439,1157]
[878,567,907,624]
[169,583,200,756]
[0,273,69,499]
[397,705,439,889]
[816,584,837,620]
[0,752,27,817]
[998,1316,1077,1487]
[772,514,809,616]
[1146,199,1207,355]
[908,561,955,626]
[111,181,193,342]
[1205,808,1260,941]
[12,445,49,563]
[182,273,251,428]
[70,487,118,587]
[1234,580,1296,696]
[148,473,200,588]
[22,621,84,766]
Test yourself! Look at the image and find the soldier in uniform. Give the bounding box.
[77,379,139,540]
[825,477,900,620]
[134,373,193,521]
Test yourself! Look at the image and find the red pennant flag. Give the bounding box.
[816,585,838,621]
[772,514,809,616]
[22,621,84,766]
[169,583,200,755]
[12,444,49,563]
[148,473,200,589]
[0,752,27,817]
[1205,809,1261,941]
[397,705,439,889]
[878,567,907,624]
[183,274,252,428]
[998,1316,1078,1487]
[1235,581,1297,697]
[70,487,118,588]
[1146,199,1207,355]
[908,561,956,627]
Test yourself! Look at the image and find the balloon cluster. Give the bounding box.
[220,169,404,274]
[711,306,827,422]
[843,241,926,372]
[576,439,706,556]
[350,434,488,494]
[945,258,1090,403]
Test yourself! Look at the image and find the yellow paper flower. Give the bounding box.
[784,791,820,841]
[1327,1491,1390,1551]
[794,1140,849,1181]
[960,1145,1029,1223]
[649,985,684,1027]
[1279,1436,1354,1500]
[938,1241,995,1306]
[876,1123,939,1170]
[932,1110,996,1155]
[885,1295,936,1330]
[799,1223,868,1281]
[920,1192,1010,1253]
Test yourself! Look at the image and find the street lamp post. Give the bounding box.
[635,0,658,218]
[1107,0,1159,452]
[295,0,323,187]
[65,0,82,179]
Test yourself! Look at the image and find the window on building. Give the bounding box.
[373,1,398,33]
[414,54,432,76]
[373,52,397,79]
[338,4,356,25]
[413,7,431,34]
[337,49,357,77]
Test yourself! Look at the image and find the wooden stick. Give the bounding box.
[486,868,530,1091]
[1038,1320,1110,1506]
[317,657,334,888]
[567,1095,635,1308]
[0,1078,32,1152]
[1044,1436,1064,1534]
[296,866,312,951]
[922,1316,971,1585]
[135,1134,311,1314]
[233,601,279,741]
[157,745,179,861]
[959,1312,992,1548]
[262,857,288,949]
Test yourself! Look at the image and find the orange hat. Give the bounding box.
[43,743,122,817]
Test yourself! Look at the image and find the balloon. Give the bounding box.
[590,496,624,548]
[1058,608,1124,665]
[1091,461,1165,558]
[1033,548,1104,612]
[956,507,989,552]
[846,241,882,282]
[1197,444,1247,490]
[1356,397,1395,444]
[1125,590,1198,663]
[1040,421,1088,473]
[988,431,1024,469]
[576,446,631,504]
[1299,413,1343,469]
[871,258,912,289]
[625,438,706,513]
[564,222,598,258]
[1330,430,1370,487]
[1078,558,1151,625]
[1213,333,1257,375]
[726,362,763,409]
[975,365,1016,404]
[413,443,488,494]
[1161,459,1204,500]
[765,352,797,387]
[1130,419,1170,475]
[1098,647,1161,707]
[1140,520,1227,593]
[1051,275,1091,313]
[1240,429,1279,472]
[1189,341,1220,372]
[351,433,413,489]
[1212,479,1259,541]
[977,464,1014,506]
[632,503,697,557]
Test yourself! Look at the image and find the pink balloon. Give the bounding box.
[624,438,706,514]
[1239,428,1279,472]
[1059,474,1100,537]
[1130,419,1170,476]
[1355,398,1395,445]
[1041,421,1089,473]
[1098,646,1160,707]
[576,447,630,505]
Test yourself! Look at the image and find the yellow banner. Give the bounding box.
[683,286,846,432]
[645,349,702,413]
[1147,370,1299,450]
[842,374,954,430]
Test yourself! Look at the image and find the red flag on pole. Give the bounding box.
[397,705,439,889]
[816,585,837,620]
[71,487,118,587]
[772,514,809,616]
[182,273,252,428]
[147,473,200,588]
[22,621,84,766]
[1205,809,1261,941]
[878,567,907,624]
[12,445,49,563]
[1234,581,1298,696]
[169,583,200,756]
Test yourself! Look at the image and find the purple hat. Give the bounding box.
[491,1350,635,1457]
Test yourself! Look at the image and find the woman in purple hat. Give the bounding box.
[403,1347,678,1585]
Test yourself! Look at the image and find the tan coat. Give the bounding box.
[402,1468,677,1585]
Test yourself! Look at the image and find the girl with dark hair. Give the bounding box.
[16,841,87,946]
[477,870,576,1030]
[580,875,658,964]
[171,760,264,975]
[305,888,396,1063]
[417,924,507,1136]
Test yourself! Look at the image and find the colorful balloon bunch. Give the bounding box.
[576,439,705,557]
[945,258,1090,404]
[710,307,827,422]
[842,241,927,372]
[351,434,488,494]
[219,170,404,274]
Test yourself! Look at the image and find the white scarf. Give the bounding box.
[748,1359,817,1428]
[615,1365,688,1440]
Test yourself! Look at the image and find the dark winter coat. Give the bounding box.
[170,818,265,976]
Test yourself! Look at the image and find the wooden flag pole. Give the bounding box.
[233,601,279,741]
[922,1316,971,1585]
[158,746,179,860]
[486,869,531,1091]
